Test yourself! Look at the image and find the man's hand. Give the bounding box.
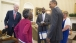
[62,29,65,32]
[43,22,46,25]
[5,25,8,28]
[41,21,44,26]
[41,22,46,26]
[41,23,44,26]
[46,38,50,43]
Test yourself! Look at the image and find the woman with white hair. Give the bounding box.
[61,11,71,43]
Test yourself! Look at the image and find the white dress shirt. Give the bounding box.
[54,6,58,8]
[42,13,46,22]
[13,10,17,15]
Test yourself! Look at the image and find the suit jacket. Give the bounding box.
[47,7,63,41]
[4,10,21,31]
[14,19,32,43]
[36,13,51,32]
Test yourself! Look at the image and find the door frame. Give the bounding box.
[0,1,14,30]
[74,3,76,13]
[1,1,14,5]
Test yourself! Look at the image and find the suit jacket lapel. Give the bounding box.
[40,14,43,21]
[11,11,14,20]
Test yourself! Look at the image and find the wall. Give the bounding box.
[20,0,76,13]
[1,0,20,4]
[74,3,76,13]
[57,0,76,13]
[0,0,1,29]
[19,0,76,22]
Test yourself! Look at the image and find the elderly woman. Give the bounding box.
[14,9,33,43]
[61,11,71,43]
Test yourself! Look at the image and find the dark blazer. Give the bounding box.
[47,7,63,41]
[4,10,21,31]
[36,13,51,32]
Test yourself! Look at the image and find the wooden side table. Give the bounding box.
[0,36,18,43]
[0,30,18,43]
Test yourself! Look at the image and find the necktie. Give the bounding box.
[14,13,16,20]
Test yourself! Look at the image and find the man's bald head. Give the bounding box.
[14,4,19,12]
[42,7,45,10]
[42,7,46,13]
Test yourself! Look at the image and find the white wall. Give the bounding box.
[57,0,76,13]
[0,0,1,30]
[20,0,76,13]
[1,0,20,5]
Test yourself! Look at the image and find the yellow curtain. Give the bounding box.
[74,3,76,13]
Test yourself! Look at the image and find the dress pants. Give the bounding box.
[50,40,60,43]
[38,26,47,43]
[38,34,46,43]
[7,27,16,38]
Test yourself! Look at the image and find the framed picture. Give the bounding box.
[35,7,42,15]
[35,7,51,16]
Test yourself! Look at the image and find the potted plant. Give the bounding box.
[69,13,76,17]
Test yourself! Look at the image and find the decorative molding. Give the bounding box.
[1,1,14,5]
[24,2,34,9]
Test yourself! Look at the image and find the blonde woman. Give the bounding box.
[61,11,71,43]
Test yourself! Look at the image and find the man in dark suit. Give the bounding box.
[4,4,21,37]
[46,0,63,43]
[36,7,51,43]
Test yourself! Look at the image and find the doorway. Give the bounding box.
[0,1,14,30]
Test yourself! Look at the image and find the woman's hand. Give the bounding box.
[5,25,8,28]
[62,29,64,32]
[62,25,70,32]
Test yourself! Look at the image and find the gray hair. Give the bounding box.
[23,9,31,19]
